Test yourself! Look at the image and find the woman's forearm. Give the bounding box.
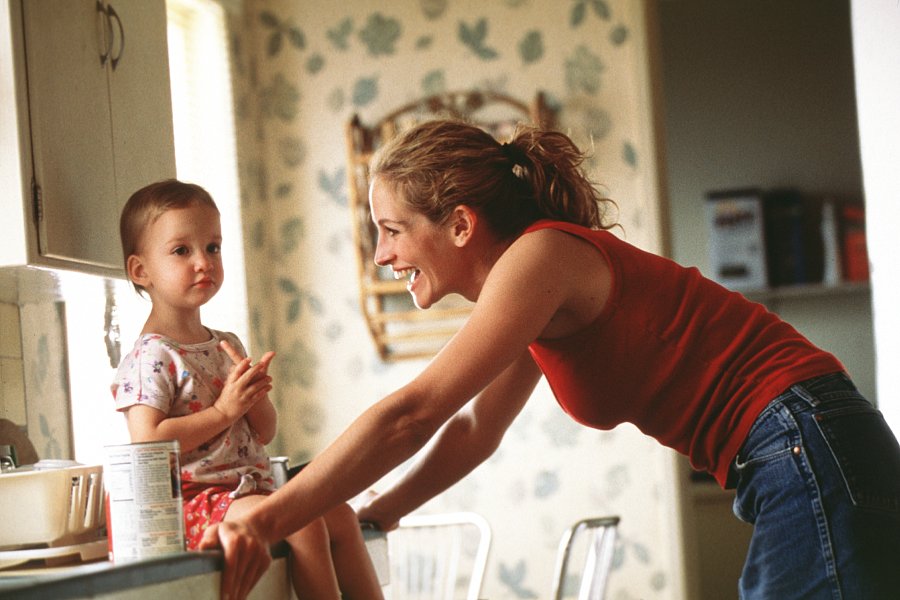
[364,410,497,527]
[243,385,438,544]
[362,350,540,528]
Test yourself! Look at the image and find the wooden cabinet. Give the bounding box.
[2,0,175,276]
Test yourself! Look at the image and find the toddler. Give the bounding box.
[111,179,382,598]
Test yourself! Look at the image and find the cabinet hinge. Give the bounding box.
[31,179,43,224]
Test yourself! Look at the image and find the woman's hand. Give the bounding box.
[198,520,271,600]
[354,489,400,532]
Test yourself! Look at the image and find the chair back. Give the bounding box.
[551,516,620,600]
[387,511,491,600]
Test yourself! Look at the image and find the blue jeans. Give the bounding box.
[731,372,900,599]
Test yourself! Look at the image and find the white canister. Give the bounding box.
[270,456,289,488]
[103,441,185,562]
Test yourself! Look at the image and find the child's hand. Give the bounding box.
[213,340,275,423]
[220,340,275,374]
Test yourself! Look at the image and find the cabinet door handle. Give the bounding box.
[96,0,113,67]
[106,4,125,70]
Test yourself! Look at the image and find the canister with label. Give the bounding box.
[103,441,185,562]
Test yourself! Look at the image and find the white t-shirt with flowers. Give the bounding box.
[111,329,274,492]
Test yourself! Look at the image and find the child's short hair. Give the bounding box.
[120,179,219,294]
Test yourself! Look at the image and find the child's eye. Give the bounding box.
[173,246,188,256]
[207,243,221,254]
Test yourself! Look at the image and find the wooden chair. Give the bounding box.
[344,90,555,361]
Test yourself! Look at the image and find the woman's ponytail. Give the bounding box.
[507,125,614,231]
[371,119,616,240]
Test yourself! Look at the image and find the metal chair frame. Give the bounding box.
[388,511,492,600]
[551,516,620,600]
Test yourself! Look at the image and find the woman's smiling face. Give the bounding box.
[369,175,462,309]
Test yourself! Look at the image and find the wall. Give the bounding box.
[851,0,900,436]
[229,1,683,598]
[0,268,72,462]
[657,0,876,402]
[0,301,25,426]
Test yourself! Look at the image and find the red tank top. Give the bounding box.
[526,220,844,486]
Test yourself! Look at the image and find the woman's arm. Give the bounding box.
[199,228,604,598]
[357,348,542,530]
[218,230,575,546]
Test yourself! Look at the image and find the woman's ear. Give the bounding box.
[127,254,150,288]
[449,205,477,247]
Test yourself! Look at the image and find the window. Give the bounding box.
[70,0,245,464]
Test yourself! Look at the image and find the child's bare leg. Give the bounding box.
[226,495,341,599]
[322,502,384,599]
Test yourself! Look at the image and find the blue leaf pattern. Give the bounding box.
[519,30,544,64]
[565,45,605,94]
[260,74,300,121]
[420,0,447,20]
[352,77,379,107]
[459,18,499,60]
[358,13,402,57]
[499,560,539,599]
[327,18,353,50]
[317,168,346,206]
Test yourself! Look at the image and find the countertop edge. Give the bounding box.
[0,542,291,600]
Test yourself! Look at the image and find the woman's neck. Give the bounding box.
[466,235,513,302]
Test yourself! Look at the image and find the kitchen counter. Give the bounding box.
[0,543,291,600]
[0,531,388,600]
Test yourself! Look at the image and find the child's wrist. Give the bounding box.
[210,403,232,424]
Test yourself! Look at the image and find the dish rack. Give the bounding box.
[0,463,105,550]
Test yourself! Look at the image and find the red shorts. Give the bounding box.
[182,483,270,550]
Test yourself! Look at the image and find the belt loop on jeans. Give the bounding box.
[789,371,853,408]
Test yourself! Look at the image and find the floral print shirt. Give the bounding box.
[111,329,274,492]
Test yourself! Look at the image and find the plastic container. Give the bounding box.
[0,463,104,548]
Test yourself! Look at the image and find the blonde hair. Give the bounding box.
[119,179,219,294]
[369,119,616,239]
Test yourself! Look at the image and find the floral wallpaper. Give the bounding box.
[228,1,679,598]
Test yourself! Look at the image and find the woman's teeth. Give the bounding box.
[394,268,417,282]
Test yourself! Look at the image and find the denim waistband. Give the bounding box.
[789,371,856,398]
[726,370,853,488]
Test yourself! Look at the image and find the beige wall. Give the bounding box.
[0,302,25,425]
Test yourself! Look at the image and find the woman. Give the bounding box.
[202,120,900,600]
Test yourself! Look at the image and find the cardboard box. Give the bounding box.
[705,189,768,291]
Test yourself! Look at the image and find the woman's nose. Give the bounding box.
[373,235,391,267]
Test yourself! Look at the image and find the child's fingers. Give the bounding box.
[258,351,276,369]
[219,340,244,366]
[220,341,275,375]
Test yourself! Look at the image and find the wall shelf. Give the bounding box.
[741,281,870,303]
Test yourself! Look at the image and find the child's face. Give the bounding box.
[130,203,223,312]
